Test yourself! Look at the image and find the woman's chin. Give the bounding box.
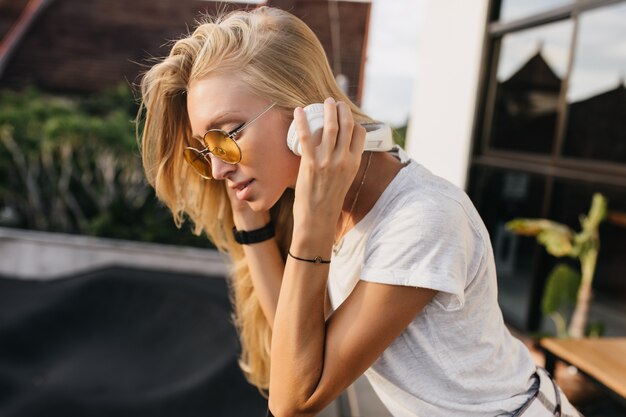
[248,193,284,213]
[246,199,269,213]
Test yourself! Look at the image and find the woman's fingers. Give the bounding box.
[294,106,314,157]
[321,97,339,156]
[225,184,271,229]
[296,97,362,178]
[292,98,364,222]
[297,98,358,160]
[225,182,250,213]
[349,123,366,156]
[335,101,355,155]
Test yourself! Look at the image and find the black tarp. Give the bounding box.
[0,267,267,417]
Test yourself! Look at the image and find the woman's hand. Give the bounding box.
[224,159,281,330]
[292,98,366,240]
[225,185,270,230]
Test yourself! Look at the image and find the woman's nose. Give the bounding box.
[210,155,237,180]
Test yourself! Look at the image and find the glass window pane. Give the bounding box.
[562,3,626,164]
[488,20,573,154]
[467,165,547,329]
[545,179,626,336]
[499,0,573,22]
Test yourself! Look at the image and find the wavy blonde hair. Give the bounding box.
[138,6,373,392]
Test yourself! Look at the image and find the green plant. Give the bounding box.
[505,193,607,338]
[392,124,407,148]
[0,85,210,248]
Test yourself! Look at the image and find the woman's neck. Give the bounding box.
[336,151,405,238]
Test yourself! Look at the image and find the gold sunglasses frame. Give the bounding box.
[184,102,277,179]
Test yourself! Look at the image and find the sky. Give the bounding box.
[497,2,626,102]
[360,0,424,127]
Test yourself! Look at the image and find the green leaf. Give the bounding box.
[541,263,581,315]
[537,228,573,257]
[505,219,547,236]
[506,218,574,257]
[506,219,572,238]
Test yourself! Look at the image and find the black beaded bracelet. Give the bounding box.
[232,221,275,244]
[288,250,331,264]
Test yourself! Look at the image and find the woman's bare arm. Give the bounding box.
[268,99,438,416]
[229,199,284,326]
[270,266,436,417]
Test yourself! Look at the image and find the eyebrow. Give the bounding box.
[202,111,243,133]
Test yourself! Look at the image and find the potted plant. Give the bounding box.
[505,193,608,403]
[506,193,607,338]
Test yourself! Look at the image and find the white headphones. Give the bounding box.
[286,103,393,156]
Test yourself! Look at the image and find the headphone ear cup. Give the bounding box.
[286,103,325,156]
[363,123,394,152]
[286,104,394,155]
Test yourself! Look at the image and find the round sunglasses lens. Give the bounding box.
[183,148,212,179]
[203,130,241,164]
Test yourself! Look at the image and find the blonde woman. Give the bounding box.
[138,6,581,417]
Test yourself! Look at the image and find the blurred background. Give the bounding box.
[0,0,625,416]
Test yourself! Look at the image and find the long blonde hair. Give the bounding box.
[138,6,372,392]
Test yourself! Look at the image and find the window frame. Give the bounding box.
[478,0,626,179]
[470,0,626,331]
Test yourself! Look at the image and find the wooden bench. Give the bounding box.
[541,337,626,405]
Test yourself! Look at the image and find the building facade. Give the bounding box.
[408,0,626,334]
[0,0,370,103]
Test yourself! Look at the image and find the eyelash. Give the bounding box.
[194,122,245,143]
[229,122,245,133]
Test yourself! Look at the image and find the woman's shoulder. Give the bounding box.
[367,155,488,252]
[379,158,474,220]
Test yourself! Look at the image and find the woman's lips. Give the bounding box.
[235,179,254,200]
[231,179,252,191]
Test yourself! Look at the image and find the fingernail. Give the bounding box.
[325,97,335,104]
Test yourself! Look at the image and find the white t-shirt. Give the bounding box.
[327,149,537,417]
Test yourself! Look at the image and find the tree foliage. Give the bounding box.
[0,85,210,248]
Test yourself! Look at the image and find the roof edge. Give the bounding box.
[0,0,54,77]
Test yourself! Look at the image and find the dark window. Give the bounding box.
[561,3,626,164]
[469,0,626,333]
[488,20,573,154]
[468,165,548,329]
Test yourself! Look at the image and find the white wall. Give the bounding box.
[405,0,490,189]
